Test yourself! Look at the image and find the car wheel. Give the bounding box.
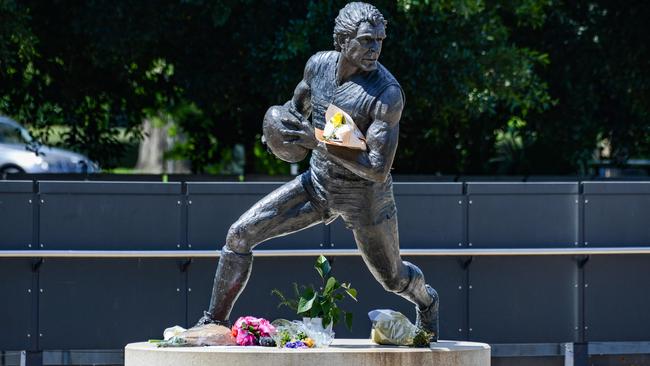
[0,165,25,179]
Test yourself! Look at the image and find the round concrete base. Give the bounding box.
[125,339,490,366]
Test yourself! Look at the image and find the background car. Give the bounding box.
[0,116,99,175]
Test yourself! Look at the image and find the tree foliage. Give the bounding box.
[513,1,650,173]
[0,0,647,174]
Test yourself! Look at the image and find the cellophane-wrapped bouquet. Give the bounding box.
[231,316,277,346]
[271,319,334,349]
[316,104,366,150]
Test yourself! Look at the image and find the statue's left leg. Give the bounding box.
[352,215,439,341]
[196,175,326,327]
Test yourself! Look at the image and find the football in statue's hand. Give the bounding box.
[262,105,309,163]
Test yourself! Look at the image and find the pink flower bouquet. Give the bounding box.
[231,316,276,346]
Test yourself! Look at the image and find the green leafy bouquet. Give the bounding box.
[272,255,358,330]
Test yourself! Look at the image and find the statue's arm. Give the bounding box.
[314,85,403,183]
[287,56,317,119]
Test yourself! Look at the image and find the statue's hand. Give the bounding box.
[280,108,318,150]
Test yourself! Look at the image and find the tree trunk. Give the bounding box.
[135,118,190,174]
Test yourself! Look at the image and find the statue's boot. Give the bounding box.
[195,247,253,328]
[415,285,439,342]
[398,262,440,342]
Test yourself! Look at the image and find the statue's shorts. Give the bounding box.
[299,168,397,230]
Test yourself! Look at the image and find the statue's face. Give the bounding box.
[341,21,386,72]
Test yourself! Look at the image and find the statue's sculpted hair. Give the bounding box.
[333,2,387,51]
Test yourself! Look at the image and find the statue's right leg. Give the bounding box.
[196,175,325,327]
[351,215,439,341]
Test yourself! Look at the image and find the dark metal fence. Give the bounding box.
[1,180,649,366]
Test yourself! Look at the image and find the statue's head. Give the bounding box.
[333,2,387,72]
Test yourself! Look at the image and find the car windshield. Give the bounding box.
[0,122,33,144]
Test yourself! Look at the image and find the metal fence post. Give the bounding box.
[564,342,574,366]
[573,343,588,366]
[20,351,42,366]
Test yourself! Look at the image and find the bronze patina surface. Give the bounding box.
[197,2,439,341]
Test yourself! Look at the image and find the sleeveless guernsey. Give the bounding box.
[299,51,403,228]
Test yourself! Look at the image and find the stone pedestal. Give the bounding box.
[125,339,490,366]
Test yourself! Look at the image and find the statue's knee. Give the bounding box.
[225,223,252,254]
[380,277,408,293]
[379,267,412,293]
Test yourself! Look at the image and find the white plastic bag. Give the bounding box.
[368,309,418,346]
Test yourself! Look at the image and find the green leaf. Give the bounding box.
[320,301,331,320]
[297,289,317,314]
[292,282,301,297]
[328,306,340,327]
[345,287,358,301]
[271,288,286,303]
[314,255,331,279]
[323,276,338,295]
[300,286,314,298]
[310,301,322,318]
[271,287,298,311]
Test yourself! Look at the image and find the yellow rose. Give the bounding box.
[330,112,345,128]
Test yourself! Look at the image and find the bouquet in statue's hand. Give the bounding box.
[316,104,367,151]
